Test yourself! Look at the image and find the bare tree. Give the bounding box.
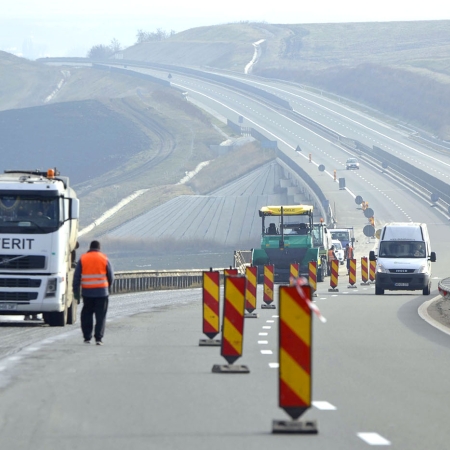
[110,38,122,53]
[87,44,114,60]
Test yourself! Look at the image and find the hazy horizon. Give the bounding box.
[2,1,450,60]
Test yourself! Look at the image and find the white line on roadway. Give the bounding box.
[260,350,273,355]
[357,432,391,445]
[312,401,337,410]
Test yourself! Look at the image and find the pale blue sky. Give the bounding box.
[2,0,449,58]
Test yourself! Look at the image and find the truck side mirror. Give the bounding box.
[430,252,436,262]
[369,250,376,261]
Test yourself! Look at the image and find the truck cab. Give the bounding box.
[251,205,325,283]
[0,169,79,325]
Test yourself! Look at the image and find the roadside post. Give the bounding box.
[224,268,238,277]
[262,264,276,309]
[244,266,258,318]
[273,284,318,434]
[290,263,299,284]
[369,260,376,283]
[212,276,249,374]
[199,269,221,346]
[308,261,317,296]
[328,259,339,292]
[348,259,357,288]
[360,257,370,285]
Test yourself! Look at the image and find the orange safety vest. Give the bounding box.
[80,251,109,289]
[347,246,354,259]
[328,249,336,260]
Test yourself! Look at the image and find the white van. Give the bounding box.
[369,222,436,295]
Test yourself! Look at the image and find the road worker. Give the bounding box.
[328,245,336,274]
[345,243,354,275]
[73,240,114,345]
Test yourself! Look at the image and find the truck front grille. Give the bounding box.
[0,255,46,270]
[0,292,38,301]
[0,278,41,288]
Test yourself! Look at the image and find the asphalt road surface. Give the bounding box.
[0,280,450,450]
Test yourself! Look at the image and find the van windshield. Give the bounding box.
[379,241,426,258]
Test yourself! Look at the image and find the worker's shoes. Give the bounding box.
[84,340,91,344]
[96,340,103,346]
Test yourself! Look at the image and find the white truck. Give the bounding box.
[0,169,79,325]
[369,222,436,295]
[330,227,355,249]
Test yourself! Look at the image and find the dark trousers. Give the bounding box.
[81,296,109,341]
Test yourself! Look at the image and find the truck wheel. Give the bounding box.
[67,298,77,324]
[47,307,67,327]
[423,283,431,295]
[375,285,384,295]
[317,267,324,282]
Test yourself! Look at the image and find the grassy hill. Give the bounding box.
[124,21,450,139]
[0,52,273,244]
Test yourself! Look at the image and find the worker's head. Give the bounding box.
[89,240,101,250]
[330,245,334,250]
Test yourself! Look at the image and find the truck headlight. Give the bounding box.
[416,264,427,273]
[45,278,57,297]
[377,264,388,273]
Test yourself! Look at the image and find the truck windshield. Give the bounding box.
[379,241,426,258]
[331,231,349,241]
[0,195,60,234]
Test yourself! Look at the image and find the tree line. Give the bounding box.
[87,28,176,60]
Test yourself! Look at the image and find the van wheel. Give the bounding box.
[423,283,431,295]
[375,285,384,295]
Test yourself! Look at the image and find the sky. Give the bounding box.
[1,0,450,59]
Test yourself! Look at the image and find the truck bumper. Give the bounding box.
[375,273,430,291]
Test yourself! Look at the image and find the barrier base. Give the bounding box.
[261,303,276,309]
[199,339,221,347]
[212,364,250,374]
[360,281,371,286]
[328,287,339,292]
[347,284,357,289]
[245,312,259,318]
[272,419,318,434]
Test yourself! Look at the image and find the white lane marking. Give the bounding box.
[258,340,268,344]
[261,350,273,355]
[262,326,271,329]
[259,332,268,336]
[269,362,279,368]
[312,401,337,410]
[272,315,279,318]
[266,320,275,323]
[357,432,391,445]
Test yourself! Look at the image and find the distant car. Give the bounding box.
[346,157,360,170]
[332,239,345,265]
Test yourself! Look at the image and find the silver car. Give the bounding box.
[346,157,360,170]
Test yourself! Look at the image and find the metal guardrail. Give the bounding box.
[110,268,232,294]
